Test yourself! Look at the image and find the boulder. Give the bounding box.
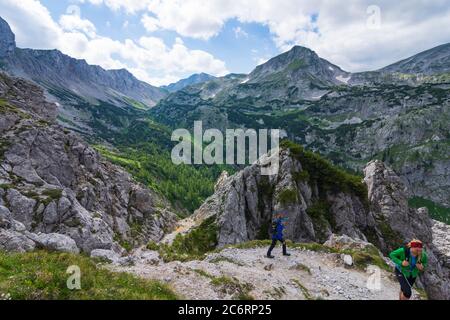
[0,205,12,228]
[28,233,79,254]
[0,228,35,252]
[324,234,375,252]
[90,249,120,263]
[6,189,36,228]
[343,254,353,267]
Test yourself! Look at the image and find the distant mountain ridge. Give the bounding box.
[162,73,216,92]
[381,43,450,75]
[0,16,166,109]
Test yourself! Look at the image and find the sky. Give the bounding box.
[1,0,450,87]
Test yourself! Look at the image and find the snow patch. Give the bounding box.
[342,117,363,125]
[311,93,325,100]
[336,75,351,84]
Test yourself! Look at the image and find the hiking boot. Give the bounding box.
[282,243,290,256]
[266,254,275,259]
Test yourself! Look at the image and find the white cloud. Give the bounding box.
[0,0,228,86]
[59,11,97,38]
[121,0,450,72]
[2,0,450,84]
[78,0,152,14]
[233,26,248,39]
[141,14,160,32]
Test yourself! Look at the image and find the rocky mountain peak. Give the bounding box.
[381,42,450,74]
[0,17,15,58]
[249,45,319,78]
[249,44,348,82]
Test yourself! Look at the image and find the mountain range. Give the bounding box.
[1,14,450,300]
[151,43,450,211]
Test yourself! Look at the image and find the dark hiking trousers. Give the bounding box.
[395,268,416,298]
[267,238,287,256]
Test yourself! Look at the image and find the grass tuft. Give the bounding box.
[0,250,178,300]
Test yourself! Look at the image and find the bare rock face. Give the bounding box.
[0,72,178,254]
[0,17,15,58]
[432,220,450,267]
[364,160,433,250]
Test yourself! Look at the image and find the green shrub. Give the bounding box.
[42,189,63,200]
[293,170,310,182]
[291,279,312,300]
[146,241,159,251]
[210,276,254,299]
[341,245,391,271]
[0,138,11,160]
[157,216,218,262]
[280,140,368,207]
[277,188,298,205]
[255,220,271,240]
[306,200,334,242]
[377,218,403,252]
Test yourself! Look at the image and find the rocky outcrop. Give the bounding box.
[194,150,372,248]
[0,16,15,59]
[190,147,449,299]
[432,220,450,265]
[0,72,178,254]
[363,160,433,249]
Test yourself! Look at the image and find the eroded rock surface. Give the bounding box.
[0,72,177,254]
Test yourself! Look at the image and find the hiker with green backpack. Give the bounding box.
[266,213,291,258]
[389,239,427,300]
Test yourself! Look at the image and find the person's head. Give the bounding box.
[274,213,285,221]
[408,239,423,257]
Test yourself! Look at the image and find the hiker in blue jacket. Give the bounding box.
[267,213,291,258]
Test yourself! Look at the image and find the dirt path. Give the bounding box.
[110,246,420,300]
[160,217,197,245]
